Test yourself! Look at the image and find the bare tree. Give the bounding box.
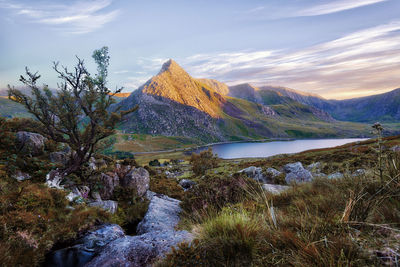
[8,47,137,176]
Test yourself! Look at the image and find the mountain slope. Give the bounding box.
[115,60,370,142]
[257,86,400,122]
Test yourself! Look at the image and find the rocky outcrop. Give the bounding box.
[262,184,290,194]
[327,172,344,179]
[45,224,125,267]
[16,131,46,156]
[264,167,282,181]
[239,166,267,183]
[283,162,313,184]
[98,172,119,200]
[121,167,150,198]
[86,192,193,267]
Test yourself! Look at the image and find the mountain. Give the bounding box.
[228,84,334,122]
[115,60,370,142]
[259,86,400,123]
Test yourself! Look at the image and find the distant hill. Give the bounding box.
[259,86,400,123]
[0,97,31,118]
[114,60,370,142]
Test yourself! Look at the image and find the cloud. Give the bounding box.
[0,0,119,34]
[297,0,388,16]
[181,20,400,99]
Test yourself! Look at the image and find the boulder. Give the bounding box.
[45,224,125,267]
[328,172,344,179]
[239,166,267,183]
[66,186,89,203]
[306,162,322,172]
[85,230,193,267]
[89,200,118,214]
[121,167,150,197]
[98,172,119,200]
[45,170,64,189]
[16,131,46,156]
[12,170,31,181]
[265,167,282,178]
[262,184,290,194]
[87,192,193,267]
[179,179,196,191]
[49,151,68,165]
[137,192,182,234]
[283,162,313,184]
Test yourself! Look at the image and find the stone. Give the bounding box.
[283,162,313,184]
[45,224,125,267]
[179,179,196,191]
[85,230,193,267]
[265,167,282,178]
[12,170,31,181]
[16,131,46,156]
[239,166,267,183]
[86,192,193,267]
[137,192,182,234]
[45,170,64,189]
[49,151,68,165]
[89,200,118,214]
[121,167,150,197]
[306,162,322,172]
[262,184,290,194]
[88,157,97,170]
[66,186,90,203]
[98,172,119,200]
[328,172,344,179]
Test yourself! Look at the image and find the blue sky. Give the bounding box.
[0,0,399,99]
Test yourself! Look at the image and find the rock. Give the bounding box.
[16,131,46,156]
[12,170,31,181]
[85,230,193,267]
[179,179,196,191]
[328,172,344,179]
[265,167,282,178]
[87,192,193,267]
[49,151,68,165]
[45,224,125,267]
[45,170,64,189]
[352,169,366,177]
[91,191,102,201]
[262,184,290,194]
[121,167,150,197]
[89,200,118,214]
[306,162,322,172]
[114,163,132,179]
[137,193,182,234]
[66,186,90,203]
[391,145,400,152]
[165,170,175,178]
[283,162,313,184]
[239,166,267,183]
[98,172,119,200]
[313,172,327,178]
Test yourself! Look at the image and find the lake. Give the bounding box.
[190,138,369,159]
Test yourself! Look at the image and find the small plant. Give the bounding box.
[190,148,220,175]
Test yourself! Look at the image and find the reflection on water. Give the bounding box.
[190,139,368,159]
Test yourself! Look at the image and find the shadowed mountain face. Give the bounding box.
[114,60,371,142]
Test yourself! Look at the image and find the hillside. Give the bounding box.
[0,97,31,118]
[115,60,371,143]
[259,86,400,123]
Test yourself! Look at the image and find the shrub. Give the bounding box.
[190,148,220,175]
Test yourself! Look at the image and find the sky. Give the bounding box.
[0,0,399,99]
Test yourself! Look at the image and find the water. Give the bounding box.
[190,138,368,159]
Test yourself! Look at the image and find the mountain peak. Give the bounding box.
[160,59,185,74]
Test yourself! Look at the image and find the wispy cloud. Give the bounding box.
[181,20,400,99]
[0,0,119,34]
[297,0,388,16]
